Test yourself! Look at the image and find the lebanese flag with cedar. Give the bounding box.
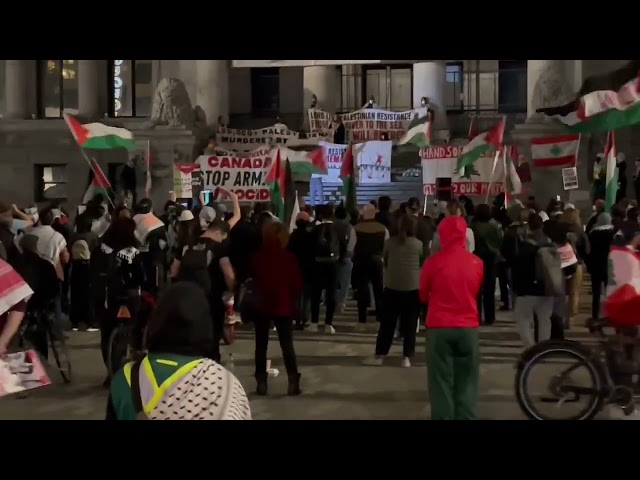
[530,134,580,167]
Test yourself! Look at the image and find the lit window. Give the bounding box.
[39,60,79,118]
[446,64,461,84]
[111,60,152,117]
[36,165,67,201]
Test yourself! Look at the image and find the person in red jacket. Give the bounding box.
[250,222,303,397]
[419,216,483,420]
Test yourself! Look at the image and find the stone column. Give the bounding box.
[303,66,339,113]
[412,61,448,133]
[78,60,100,117]
[514,60,593,209]
[5,60,28,119]
[527,60,574,120]
[196,60,229,127]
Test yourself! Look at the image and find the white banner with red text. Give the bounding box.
[421,145,506,197]
[216,125,327,151]
[194,147,273,202]
[308,107,428,142]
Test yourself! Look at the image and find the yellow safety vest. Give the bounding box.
[123,356,203,416]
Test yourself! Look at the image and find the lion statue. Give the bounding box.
[149,78,198,128]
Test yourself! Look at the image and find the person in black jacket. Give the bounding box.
[587,212,615,321]
[287,212,315,329]
[375,196,395,233]
[93,217,146,385]
[333,115,345,144]
[308,205,339,333]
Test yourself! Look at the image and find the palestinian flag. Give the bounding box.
[503,146,522,204]
[64,113,136,150]
[340,143,356,212]
[265,149,296,222]
[456,117,505,178]
[83,160,113,204]
[537,67,640,134]
[398,115,431,148]
[604,245,640,328]
[288,195,301,233]
[604,131,618,212]
[285,147,327,175]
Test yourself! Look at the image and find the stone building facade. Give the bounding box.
[0,60,635,213]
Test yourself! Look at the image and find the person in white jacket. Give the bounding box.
[430,199,475,254]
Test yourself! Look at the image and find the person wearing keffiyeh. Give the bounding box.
[107,282,251,420]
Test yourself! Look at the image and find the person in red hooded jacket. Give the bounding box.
[250,221,303,397]
[419,215,483,420]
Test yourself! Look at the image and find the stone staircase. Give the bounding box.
[302,178,423,207]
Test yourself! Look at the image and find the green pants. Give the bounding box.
[426,328,479,420]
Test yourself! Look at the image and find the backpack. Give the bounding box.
[535,245,565,296]
[71,239,91,261]
[177,243,214,293]
[90,243,118,296]
[314,223,340,261]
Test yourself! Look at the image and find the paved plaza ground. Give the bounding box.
[0,296,603,420]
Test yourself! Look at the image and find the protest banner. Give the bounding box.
[421,145,505,197]
[194,147,272,202]
[308,108,333,134]
[173,164,201,198]
[216,125,300,150]
[356,141,392,184]
[0,350,50,397]
[562,167,579,190]
[314,142,347,183]
[315,107,428,142]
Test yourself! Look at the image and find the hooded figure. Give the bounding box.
[419,216,483,420]
[106,282,252,420]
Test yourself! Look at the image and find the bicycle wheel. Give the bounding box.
[107,324,133,378]
[46,320,72,384]
[515,340,607,420]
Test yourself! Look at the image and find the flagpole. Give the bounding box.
[79,148,116,209]
[574,134,582,168]
[145,139,151,198]
[485,150,501,204]
[503,147,509,206]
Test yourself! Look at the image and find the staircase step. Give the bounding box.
[303,181,423,208]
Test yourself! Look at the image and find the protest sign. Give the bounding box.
[312,107,427,142]
[308,109,333,134]
[421,145,505,197]
[0,350,50,397]
[195,147,272,202]
[173,164,200,198]
[216,125,300,150]
[562,167,579,190]
[356,141,392,184]
[315,142,347,183]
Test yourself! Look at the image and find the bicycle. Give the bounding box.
[106,304,137,379]
[18,302,72,384]
[515,318,640,420]
[106,292,155,378]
